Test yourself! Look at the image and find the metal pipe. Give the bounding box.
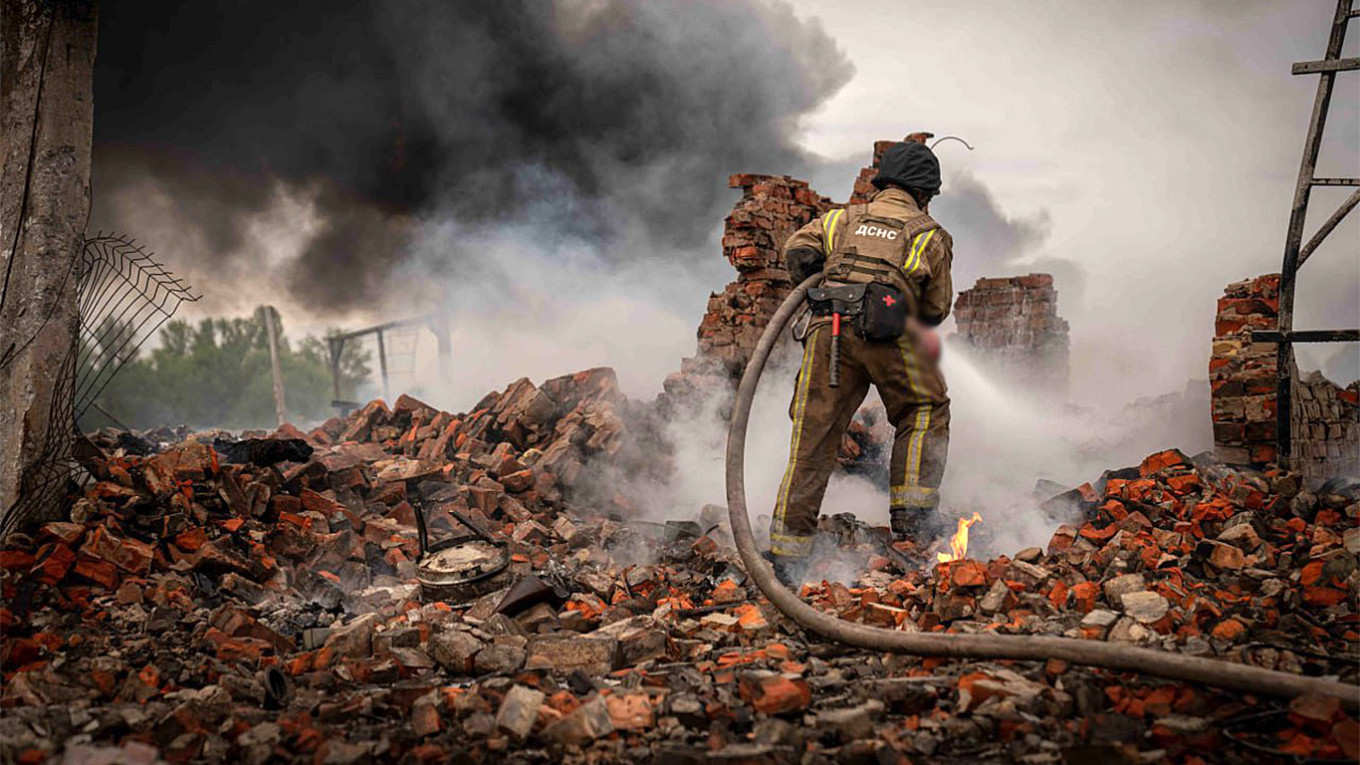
[376,328,390,402]
[725,275,1358,708]
[429,310,453,381]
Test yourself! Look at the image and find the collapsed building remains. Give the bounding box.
[1210,274,1359,479]
[952,274,1071,401]
[3,142,1358,763]
[3,381,1357,762]
[683,175,830,380]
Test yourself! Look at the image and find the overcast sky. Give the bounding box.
[788,0,1358,403]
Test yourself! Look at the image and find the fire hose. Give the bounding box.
[725,275,1359,708]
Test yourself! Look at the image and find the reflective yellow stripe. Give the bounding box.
[895,334,932,500]
[770,533,814,557]
[891,485,939,508]
[897,333,925,402]
[773,327,821,531]
[903,229,936,275]
[914,230,936,272]
[904,407,931,491]
[902,229,934,274]
[823,209,845,254]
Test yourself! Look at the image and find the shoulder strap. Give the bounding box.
[902,211,940,239]
[821,204,866,254]
[900,213,941,276]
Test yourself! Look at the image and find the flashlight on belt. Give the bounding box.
[829,312,842,388]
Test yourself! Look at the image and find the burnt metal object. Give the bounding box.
[675,601,750,619]
[664,520,703,546]
[1221,708,1342,765]
[260,666,292,710]
[492,574,567,617]
[1252,329,1359,344]
[1257,0,1359,466]
[411,497,512,603]
[213,437,314,467]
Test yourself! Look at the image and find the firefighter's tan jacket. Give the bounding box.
[783,187,953,325]
[769,186,954,558]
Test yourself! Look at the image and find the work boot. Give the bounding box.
[760,550,809,590]
[890,508,936,547]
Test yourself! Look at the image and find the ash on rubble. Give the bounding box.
[5,144,1357,764]
[3,355,1358,764]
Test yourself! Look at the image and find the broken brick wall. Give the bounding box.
[662,173,830,406]
[1295,371,1360,479]
[659,145,886,475]
[1209,274,1359,478]
[848,140,897,204]
[664,141,908,405]
[696,174,831,371]
[1209,275,1285,467]
[951,274,1071,401]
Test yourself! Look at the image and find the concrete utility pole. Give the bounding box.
[264,306,289,427]
[0,0,98,528]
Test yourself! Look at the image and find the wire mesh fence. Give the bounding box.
[74,235,200,419]
[1,234,198,534]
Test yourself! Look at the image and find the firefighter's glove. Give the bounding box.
[786,247,825,283]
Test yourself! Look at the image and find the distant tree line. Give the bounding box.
[78,307,371,432]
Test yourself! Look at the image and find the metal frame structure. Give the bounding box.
[326,311,451,414]
[1252,0,1359,465]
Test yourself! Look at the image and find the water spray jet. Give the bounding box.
[725,275,1358,708]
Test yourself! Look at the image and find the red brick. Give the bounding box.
[745,676,811,715]
[73,556,119,589]
[31,543,75,585]
[81,526,153,575]
[38,522,85,547]
[0,549,36,572]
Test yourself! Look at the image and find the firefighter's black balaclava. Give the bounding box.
[872,141,942,197]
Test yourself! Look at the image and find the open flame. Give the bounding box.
[936,512,983,564]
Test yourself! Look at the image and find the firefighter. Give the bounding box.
[766,136,952,586]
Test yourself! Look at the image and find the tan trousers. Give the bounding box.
[770,325,949,557]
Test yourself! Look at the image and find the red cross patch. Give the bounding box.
[882,294,897,307]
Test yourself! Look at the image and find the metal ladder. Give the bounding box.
[1251,0,1360,465]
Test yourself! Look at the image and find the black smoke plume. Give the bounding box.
[92,0,853,313]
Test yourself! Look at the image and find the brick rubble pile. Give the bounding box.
[3,388,1357,764]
